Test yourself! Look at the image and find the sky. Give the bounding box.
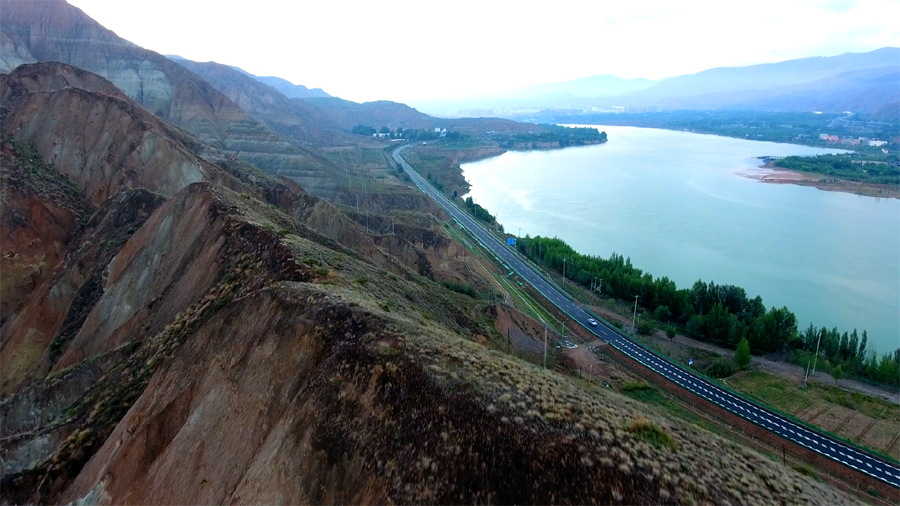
[69,0,900,103]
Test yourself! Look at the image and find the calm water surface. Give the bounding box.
[461,125,900,354]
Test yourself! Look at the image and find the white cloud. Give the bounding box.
[69,0,900,103]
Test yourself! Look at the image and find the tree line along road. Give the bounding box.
[393,145,900,490]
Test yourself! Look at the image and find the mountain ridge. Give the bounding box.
[414,47,900,115]
[631,47,900,100]
[0,0,335,177]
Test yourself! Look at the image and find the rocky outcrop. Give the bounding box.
[0,139,91,325]
[0,188,164,394]
[0,0,332,176]
[0,182,322,501]
[0,63,228,205]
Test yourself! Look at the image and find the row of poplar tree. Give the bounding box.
[515,235,900,389]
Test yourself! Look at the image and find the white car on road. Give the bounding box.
[588,318,598,326]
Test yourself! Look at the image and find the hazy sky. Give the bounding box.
[70,0,899,103]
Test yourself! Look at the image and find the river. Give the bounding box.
[460,125,899,354]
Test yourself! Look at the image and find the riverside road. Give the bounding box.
[393,145,900,489]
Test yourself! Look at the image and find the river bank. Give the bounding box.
[740,161,900,199]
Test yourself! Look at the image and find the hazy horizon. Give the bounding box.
[69,0,900,103]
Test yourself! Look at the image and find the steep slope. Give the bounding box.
[0,139,91,325]
[0,187,165,394]
[1,180,860,505]
[0,0,332,176]
[0,63,237,204]
[0,62,458,396]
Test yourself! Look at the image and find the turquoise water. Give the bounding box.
[461,125,900,354]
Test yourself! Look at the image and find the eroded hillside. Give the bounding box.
[1,178,858,504]
[0,0,335,177]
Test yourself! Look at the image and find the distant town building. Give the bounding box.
[868,140,887,147]
[820,134,839,142]
[812,111,823,114]
[883,148,890,154]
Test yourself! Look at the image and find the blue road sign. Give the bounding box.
[507,237,516,246]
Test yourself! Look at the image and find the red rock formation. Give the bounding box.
[0,140,91,324]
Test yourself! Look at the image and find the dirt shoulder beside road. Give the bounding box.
[637,327,900,405]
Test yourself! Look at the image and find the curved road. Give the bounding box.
[394,145,900,489]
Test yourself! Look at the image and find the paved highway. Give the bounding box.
[394,145,900,489]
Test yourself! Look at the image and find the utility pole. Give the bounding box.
[543,325,548,369]
[391,216,395,235]
[563,258,566,283]
[812,331,822,376]
[632,295,639,333]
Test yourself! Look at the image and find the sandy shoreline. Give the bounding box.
[739,161,900,199]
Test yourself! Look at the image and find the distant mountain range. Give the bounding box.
[414,47,900,116]
[493,74,656,99]
[411,75,656,113]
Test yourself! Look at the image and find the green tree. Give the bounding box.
[654,305,672,322]
[706,358,735,378]
[665,325,676,340]
[832,364,845,385]
[734,337,751,370]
